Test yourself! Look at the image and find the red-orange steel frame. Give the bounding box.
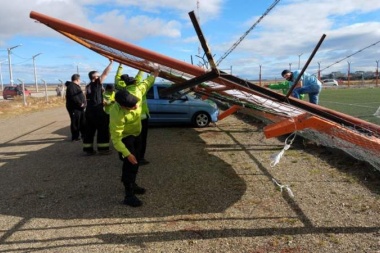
[29,11,380,141]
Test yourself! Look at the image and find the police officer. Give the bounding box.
[110,68,159,207]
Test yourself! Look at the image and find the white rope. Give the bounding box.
[270,132,297,167]
[272,178,294,198]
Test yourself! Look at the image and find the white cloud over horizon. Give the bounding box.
[0,0,379,83]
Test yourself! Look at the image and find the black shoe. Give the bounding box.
[134,185,146,195]
[98,149,111,155]
[84,150,96,156]
[139,159,150,165]
[123,195,142,207]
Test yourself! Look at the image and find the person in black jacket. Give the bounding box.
[83,59,113,155]
[65,74,86,141]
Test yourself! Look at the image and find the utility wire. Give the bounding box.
[216,0,281,66]
[319,40,380,73]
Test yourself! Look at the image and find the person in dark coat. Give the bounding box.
[83,59,113,155]
[65,74,86,141]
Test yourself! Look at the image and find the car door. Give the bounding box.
[148,85,190,123]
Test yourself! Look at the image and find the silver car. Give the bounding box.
[322,79,339,86]
[147,83,219,127]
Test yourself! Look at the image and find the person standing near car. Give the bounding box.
[110,67,159,207]
[83,59,113,155]
[281,69,322,104]
[115,63,152,165]
[65,74,86,141]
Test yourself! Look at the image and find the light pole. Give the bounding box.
[289,63,292,71]
[298,53,303,69]
[32,53,42,92]
[376,60,379,87]
[0,59,7,91]
[58,79,65,98]
[75,62,82,75]
[259,65,262,86]
[7,44,22,86]
[41,79,48,102]
[347,61,351,87]
[317,62,321,80]
[17,79,27,106]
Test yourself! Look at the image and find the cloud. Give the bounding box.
[91,10,181,41]
[1,0,380,81]
[213,0,380,77]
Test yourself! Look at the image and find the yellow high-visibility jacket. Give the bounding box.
[110,72,155,157]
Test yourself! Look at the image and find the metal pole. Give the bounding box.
[259,65,262,86]
[17,79,27,106]
[289,63,292,71]
[317,62,321,80]
[0,60,7,91]
[42,79,48,102]
[376,60,379,87]
[347,61,351,87]
[32,53,42,92]
[58,79,65,98]
[7,44,22,86]
[298,53,303,69]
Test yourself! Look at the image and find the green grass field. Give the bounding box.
[318,87,380,125]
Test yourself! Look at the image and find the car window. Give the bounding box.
[157,87,177,100]
[146,87,154,99]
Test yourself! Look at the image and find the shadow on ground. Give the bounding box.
[0,125,246,219]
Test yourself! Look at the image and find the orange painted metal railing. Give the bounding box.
[29,11,380,156]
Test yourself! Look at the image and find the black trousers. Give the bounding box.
[83,106,110,152]
[139,118,149,160]
[67,108,85,141]
[120,135,141,196]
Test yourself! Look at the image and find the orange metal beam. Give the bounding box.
[29,11,380,136]
[218,105,241,121]
[264,114,380,154]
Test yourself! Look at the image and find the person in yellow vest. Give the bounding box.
[110,68,159,207]
[103,84,115,114]
[115,63,151,165]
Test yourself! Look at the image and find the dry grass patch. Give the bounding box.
[0,96,65,118]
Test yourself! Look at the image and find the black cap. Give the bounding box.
[115,90,138,108]
[105,84,114,90]
[120,74,136,85]
[281,69,291,77]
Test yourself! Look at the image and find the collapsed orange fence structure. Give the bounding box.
[30,10,380,170]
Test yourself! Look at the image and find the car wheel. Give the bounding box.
[192,111,211,127]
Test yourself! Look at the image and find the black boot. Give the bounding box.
[133,183,146,195]
[123,183,142,207]
[123,195,142,207]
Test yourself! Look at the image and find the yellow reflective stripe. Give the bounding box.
[83,143,93,148]
[97,143,109,148]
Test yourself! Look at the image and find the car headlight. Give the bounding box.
[207,100,218,109]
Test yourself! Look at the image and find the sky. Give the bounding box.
[0,0,380,85]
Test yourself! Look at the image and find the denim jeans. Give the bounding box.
[293,85,322,104]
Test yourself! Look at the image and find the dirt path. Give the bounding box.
[0,107,379,252]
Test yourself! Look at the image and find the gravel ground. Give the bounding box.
[0,106,379,253]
